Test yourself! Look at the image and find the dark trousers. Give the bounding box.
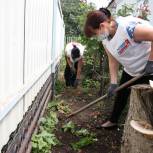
[64,60,78,87]
[110,70,153,123]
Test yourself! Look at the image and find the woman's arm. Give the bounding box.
[134,24,153,60]
[66,56,72,67]
[76,58,83,79]
[104,46,119,84]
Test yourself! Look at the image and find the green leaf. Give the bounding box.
[62,121,76,133]
[37,137,48,150]
[75,128,90,137]
[47,100,59,111]
[31,110,60,153]
[71,136,98,151]
[31,141,37,149]
[57,102,71,114]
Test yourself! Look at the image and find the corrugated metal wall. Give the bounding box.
[0,0,65,150]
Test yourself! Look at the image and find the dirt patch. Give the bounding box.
[52,86,125,153]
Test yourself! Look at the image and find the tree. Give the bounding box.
[122,85,153,153]
[60,0,95,36]
[117,4,135,17]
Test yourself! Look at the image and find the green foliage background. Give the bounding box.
[61,0,108,90]
[61,0,95,36]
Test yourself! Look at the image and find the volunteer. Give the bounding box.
[84,8,153,128]
[64,42,85,88]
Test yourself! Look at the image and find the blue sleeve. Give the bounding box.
[126,21,138,39]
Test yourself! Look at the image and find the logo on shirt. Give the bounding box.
[117,39,131,55]
[126,21,137,39]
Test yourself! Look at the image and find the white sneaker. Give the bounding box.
[101,120,117,128]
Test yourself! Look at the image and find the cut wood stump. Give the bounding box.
[121,84,153,153]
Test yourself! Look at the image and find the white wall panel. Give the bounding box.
[0,99,24,150]
[0,0,25,102]
[52,0,65,73]
[23,0,54,111]
[0,0,64,150]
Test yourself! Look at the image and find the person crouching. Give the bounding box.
[64,42,85,88]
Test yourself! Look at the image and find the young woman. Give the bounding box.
[84,9,153,128]
[64,42,85,88]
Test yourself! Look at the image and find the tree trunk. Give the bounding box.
[121,84,153,153]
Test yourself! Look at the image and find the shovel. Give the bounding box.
[67,73,144,118]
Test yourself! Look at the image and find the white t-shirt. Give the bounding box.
[103,16,152,76]
[65,42,85,63]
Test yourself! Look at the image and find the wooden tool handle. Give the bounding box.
[67,73,144,118]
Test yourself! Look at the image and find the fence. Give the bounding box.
[65,36,81,44]
[0,0,65,151]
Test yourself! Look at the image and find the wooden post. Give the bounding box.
[121,84,153,153]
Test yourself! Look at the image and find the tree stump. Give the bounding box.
[121,84,153,153]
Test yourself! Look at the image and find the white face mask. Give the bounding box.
[98,28,109,41]
[98,33,108,41]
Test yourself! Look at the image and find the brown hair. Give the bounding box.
[84,10,109,38]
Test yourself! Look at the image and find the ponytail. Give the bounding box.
[99,8,111,19]
[72,44,77,48]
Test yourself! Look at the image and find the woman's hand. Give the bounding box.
[74,79,81,88]
[144,60,153,75]
[107,83,118,98]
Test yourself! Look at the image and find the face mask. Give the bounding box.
[98,33,108,41]
[98,28,109,41]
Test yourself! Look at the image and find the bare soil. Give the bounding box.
[52,85,126,153]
